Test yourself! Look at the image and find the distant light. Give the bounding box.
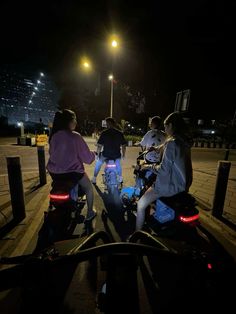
[34,87,38,90]
[29,100,32,104]
[211,131,215,134]
[108,74,113,80]
[32,92,36,95]
[83,62,90,68]
[131,126,134,129]
[128,124,131,127]
[11,105,14,108]
[40,72,44,76]
[17,122,23,127]
[111,40,118,47]
[37,80,41,84]
[207,263,213,270]
[139,128,142,131]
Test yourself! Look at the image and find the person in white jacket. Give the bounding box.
[140,116,165,151]
[136,112,193,231]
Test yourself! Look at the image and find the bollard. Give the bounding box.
[6,156,26,222]
[212,161,231,218]
[37,146,47,185]
[224,149,230,161]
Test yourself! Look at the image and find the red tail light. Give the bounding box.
[50,194,70,201]
[207,263,213,270]
[179,213,199,223]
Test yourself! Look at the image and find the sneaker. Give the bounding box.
[91,176,97,184]
[118,176,123,183]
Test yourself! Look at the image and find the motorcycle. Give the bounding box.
[34,178,86,253]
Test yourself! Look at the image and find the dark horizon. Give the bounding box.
[0,0,235,120]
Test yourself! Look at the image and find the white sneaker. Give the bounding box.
[118,176,123,183]
[91,176,97,184]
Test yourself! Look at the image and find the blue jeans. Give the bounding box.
[93,155,122,177]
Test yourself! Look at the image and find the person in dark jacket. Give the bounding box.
[91,117,127,184]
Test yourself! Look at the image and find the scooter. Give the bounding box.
[102,159,122,194]
[33,179,86,253]
[120,149,199,238]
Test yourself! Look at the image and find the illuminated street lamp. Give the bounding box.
[83,62,90,68]
[111,39,118,48]
[17,122,24,137]
[108,74,114,118]
[80,57,92,71]
[109,35,119,51]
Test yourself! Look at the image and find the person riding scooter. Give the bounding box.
[136,112,193,231]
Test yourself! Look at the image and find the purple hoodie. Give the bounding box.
[47,130,95,174]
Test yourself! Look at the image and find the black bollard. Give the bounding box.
[6,156,26,222]
[224,149,230,161]
[37,146,47,185]
[212,161,231,218]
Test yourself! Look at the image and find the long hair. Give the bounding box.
[164,112,187,136]
[49,109,76,142]
[164,111,193,146]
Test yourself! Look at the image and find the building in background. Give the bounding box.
[0,65,59,126]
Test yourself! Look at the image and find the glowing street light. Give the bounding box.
[83,62,90,68]
[80,57,92,71]
[40,72,44,77]
[109,35,120,50]
[111,40,118,48]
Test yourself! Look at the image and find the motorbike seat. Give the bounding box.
[159,192,197,210]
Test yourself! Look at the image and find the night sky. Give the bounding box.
[0,0,235,120]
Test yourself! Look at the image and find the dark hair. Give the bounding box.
[49,109,77,142]
[164,112,188,136]
[105,117,116,127]
[151,116,161,129]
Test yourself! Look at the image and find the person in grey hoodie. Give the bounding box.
[135,111,193,231]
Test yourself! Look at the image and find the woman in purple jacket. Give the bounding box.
[47,109,96,221]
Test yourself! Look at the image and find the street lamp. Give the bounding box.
[111,39,118,48]
[17,122,24,137]
[80,57,92,71]
[108,74,114,118]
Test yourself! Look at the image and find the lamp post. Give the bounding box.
[108,36,119,118]
[17,122,24,137]
[108,74,114,118]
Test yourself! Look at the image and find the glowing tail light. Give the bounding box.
[207,263,213,270]
[106,164,116,168]
[50,194,70,200]
[179,213,199,223]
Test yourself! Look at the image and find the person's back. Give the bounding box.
[140,116,165,151]
[47,129,94,174]
[98,127,125,160]
[92,117,126,184]
[136,112,193,231]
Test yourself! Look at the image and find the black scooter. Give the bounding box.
[33,179,86,253]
